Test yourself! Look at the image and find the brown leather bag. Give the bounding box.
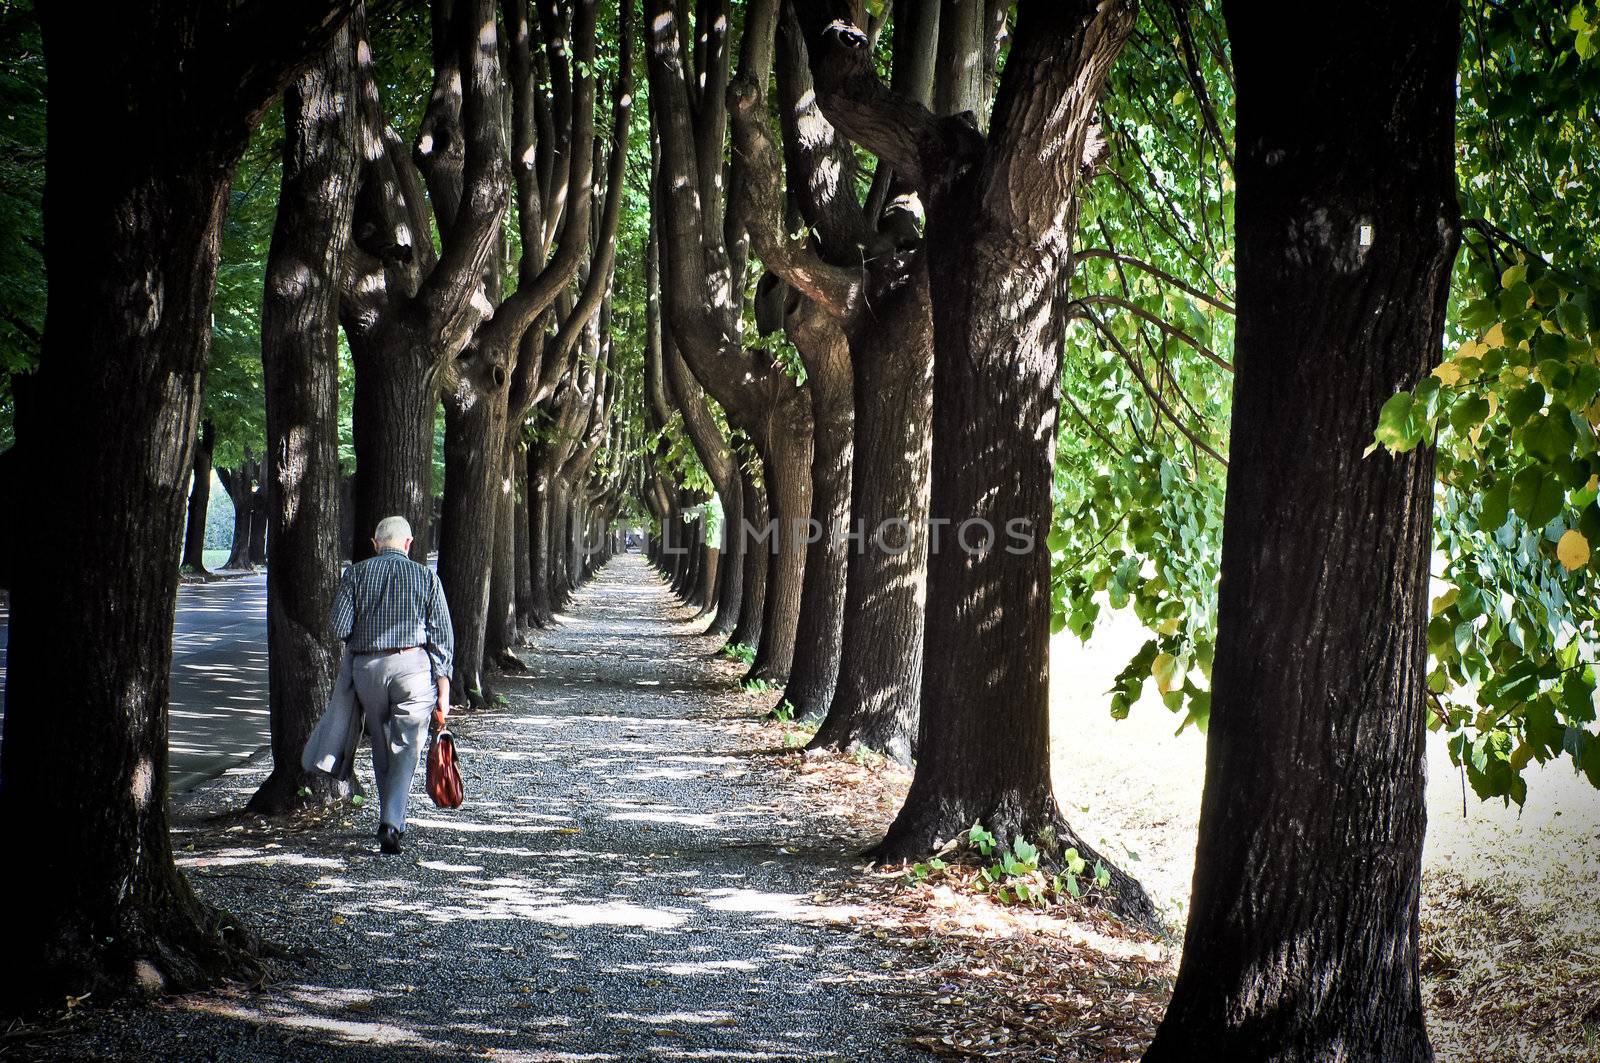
[426,710,464,809]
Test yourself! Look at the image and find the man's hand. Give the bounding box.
[434,675,451,730]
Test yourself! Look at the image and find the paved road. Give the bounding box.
[0,572,271,793]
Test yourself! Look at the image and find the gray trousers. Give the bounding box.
[351,649,435,831]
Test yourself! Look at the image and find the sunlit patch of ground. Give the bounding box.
[1422,871,1600,1061]
[720,602,1600,1060]
[735,710,1174,1060]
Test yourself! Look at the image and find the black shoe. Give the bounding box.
[378,825,403,854]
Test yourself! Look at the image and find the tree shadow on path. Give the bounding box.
[28,556,911,1061]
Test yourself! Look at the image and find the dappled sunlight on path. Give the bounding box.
[37,556,905,1061]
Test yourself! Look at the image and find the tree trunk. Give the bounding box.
[219,461,255,570]
[566,489,587,594]
[779,312,852,720]
[0,0,352,1011]
[246,477,269,564]
[513,441,535,631]
[548,478,572,610]
[811,274,934,763]
[1145,4,1459,1059]
[700,547,720,617]
[663,495,686,594]
[338,471,355,560]
[349,329,438,562]
[485,442,526,664]
[181,418,216,573]
[249,27,361,814]
[527,440,557,627]
[729,466,768,650]
[682,515,704,606]
[747,391,812,682]
[438,360,508,709]
[710,471,743,634]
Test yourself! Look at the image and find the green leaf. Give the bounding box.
[1510,466,1564,527]
[1523,409,1577,463]
[1505,382,1547,427]
[1373,392,1424,453]
[1480,478,1512,531]
[1450,395,1492,436]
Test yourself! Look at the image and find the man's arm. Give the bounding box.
[425,572,455,716]
[328,566,356,641]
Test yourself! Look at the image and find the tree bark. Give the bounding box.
[779,308,852,719]
[681,514,704,604]
[700,546,720,617]
[549,477,572,610]
[747,393,812,683]
[1145,3,1459,1058]
[710,469,744,635]
[438,361,505,707]
[811,275,934,763]
[729,464,768,650]
[249,26,361,814]
[527,430,558,627]
[181,418,216,573]
[512,441,535,631]
[348,335,439,560]
[0,0,354,1012]
[246,476,269,564]
[484,448,526,663]
[218,458,257,570]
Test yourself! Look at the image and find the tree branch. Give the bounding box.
[480,0,600,361]
[544,14,635,397]
[644,0,767,416]
[413,0,512,355]
[1079,307,1226,466]
[1072,293,1233,372]
[774,3,873,260]
[792,0,982,192]
[727,75,862,319]
[1076,248,1235,314]
[218,0,360,127]
[534,0,576,247]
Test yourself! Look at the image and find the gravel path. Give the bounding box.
[32,555,910,1061]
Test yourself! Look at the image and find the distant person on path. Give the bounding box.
[329,516,454,855]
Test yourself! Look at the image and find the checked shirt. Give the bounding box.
[328,547,455,681]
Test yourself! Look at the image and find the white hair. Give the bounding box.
[374,515,413,546]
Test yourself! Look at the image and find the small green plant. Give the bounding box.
[906,822,1111,910]
[967,821,998,856]
[772,699,795,723]
[742,677,776,693]
[782,730,806,749]
[722,641,756,665]
[848,745,886,769]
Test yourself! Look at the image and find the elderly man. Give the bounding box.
[329,516,454,854]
